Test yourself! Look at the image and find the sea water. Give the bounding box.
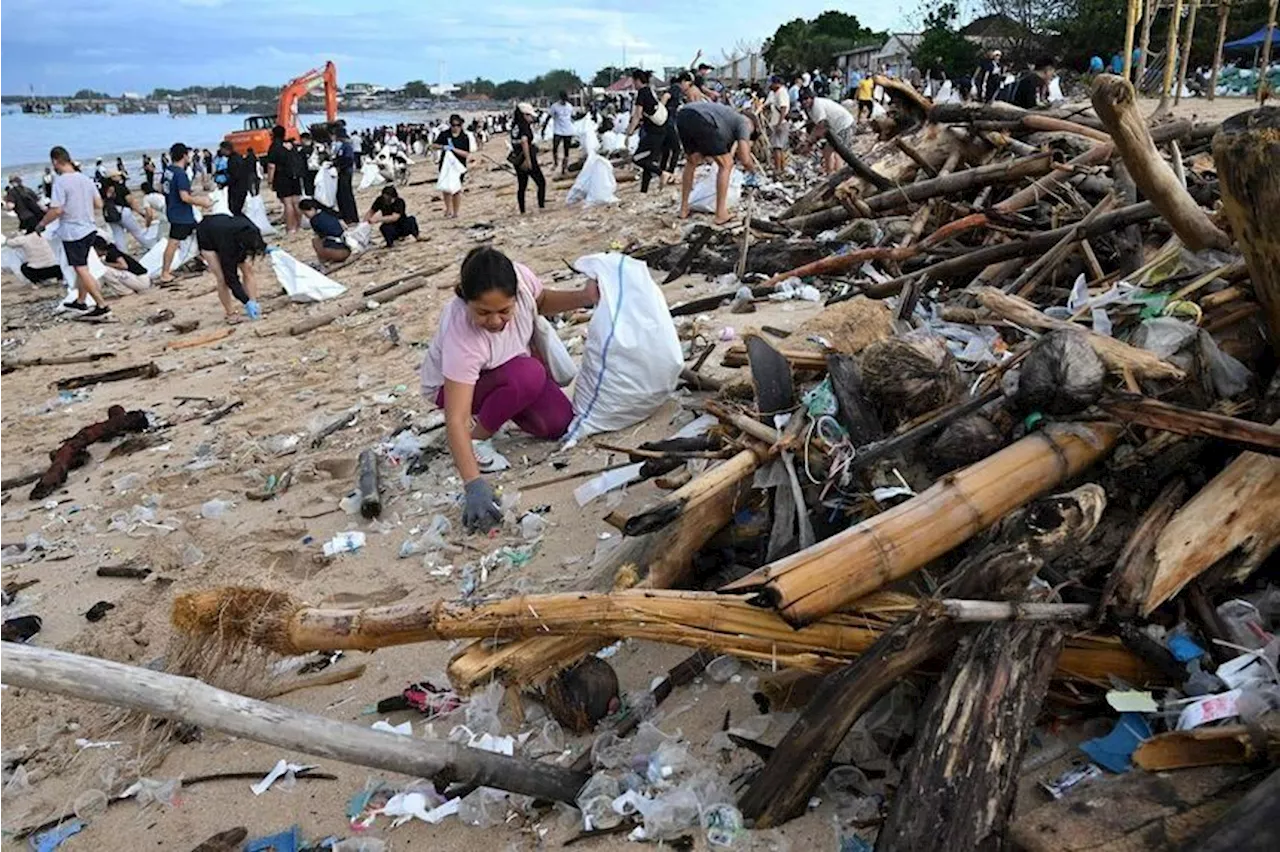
[0,107,438,185]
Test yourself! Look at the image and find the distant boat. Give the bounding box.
[157,103,170,115]
[196,104,208,115]
[221,104,232,114]
[104,103,119,115]
[21,99,51,114]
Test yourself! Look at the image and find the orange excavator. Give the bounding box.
[223,61,339,156]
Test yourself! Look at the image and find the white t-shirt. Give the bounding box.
[549,102,574,136]
[765,87,790,127]
[807,97,855,135]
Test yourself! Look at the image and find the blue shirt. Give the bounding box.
[162,164,195,225]
[309,209,343,239]
[213,155,229,186]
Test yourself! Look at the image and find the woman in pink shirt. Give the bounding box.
[421,247,598,531]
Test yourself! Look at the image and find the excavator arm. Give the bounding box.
[275,60,339,133]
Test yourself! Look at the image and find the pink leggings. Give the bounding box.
[436,355,573,439]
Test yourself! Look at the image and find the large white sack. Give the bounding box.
[1,246,31,283]
[436,150,466,194]
[1047,76,1065,103]
[564,253,683,443]
[269,247,347,302]
[46,225,110,306]
[207,188,231,216]
[358,161,386,190]
[599,131,629,153]
[565,154,618,207]
[688,165,744,214]
[244,194,277,236]
[343,222,373,254]
[314,164,338,207]
[138,233,196,278]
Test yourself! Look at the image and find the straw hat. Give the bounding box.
[517,102,536,117]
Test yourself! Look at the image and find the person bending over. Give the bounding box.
[6,230,61,284]
[92,235,150,295]
[299,198,351,266]
[196,214,266,322]
[798,88,856,175]
[419,246,599,531]
[365,186,420,248]
[675,101,760,226]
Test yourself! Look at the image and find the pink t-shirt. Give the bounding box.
[419,262,544,398]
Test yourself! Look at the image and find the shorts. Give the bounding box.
[769,124,790,150]
[676,108,733,157]
[62,233,95,267]
[168,222,196,241]
[273,176,302,198]
[322,237,348,252]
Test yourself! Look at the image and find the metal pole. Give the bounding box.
[1175,0,1201,105]
[1209,1,1232,101]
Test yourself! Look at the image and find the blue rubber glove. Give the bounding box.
[743,172,761,189]
[462,477,502,532]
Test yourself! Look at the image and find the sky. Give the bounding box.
[1,1,914,95]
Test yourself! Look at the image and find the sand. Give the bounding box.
[0,94,1260,851]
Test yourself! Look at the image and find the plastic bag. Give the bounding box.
[599,131,629,153]
[437,150,466,195]
[533,316,578,386]
[139,233,195,278]
[358,161,386,190]
[565,154,618,207]
[343,222,373,254]
[565,253,683,443]
[313,164,338,207]
[244,194,277,236]
[269,247,347,302]
[688,165,743,214]
[1,245,32,283]
[206,188,231,216]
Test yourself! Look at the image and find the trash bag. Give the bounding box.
[688,165,743,214]
[436,150,466,195]
[314,164,338,207]
[358,161,386,190]
[141,219,162,246]
[565,154,618,207]
[1,245,30,283]
[207,188,231,216]
[139,233,196,278]
[1015,329,1105,415]
[564,253,683,443]
[1047,76,1065,103]
[245,194,277,236]
[343,222,373,254]
[269,247,347,302]
[533,315,578,386]
[599,131,629,153]
[928,414,1009,475]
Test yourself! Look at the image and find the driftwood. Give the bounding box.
[1006,193,1116,297]
[1133,723,1280,771]
[1,351,115,374]
[1101,394,1280,456]
[166,327,236,350]
[362,261,450,297]
[1100,478,1189,617]
[724,423,1121,626]
[1143,429,1280,615]
[30,406,150,500]
[54,361,159,391]
[738,485,1107,827]
[1213,107,1280,353]
[0,642,587,803]
[1091,74,1231,251]
[290,276,428,336]
[1185,769,1280,852]
[357,448,381,519]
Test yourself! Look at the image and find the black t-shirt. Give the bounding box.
[637,86,658,116]
[1007,72,1041,109]
[435,129,471,167]
[667,83,685,109]
[104,245,146,276]
[267,141,299,179]
[370,195,406,218]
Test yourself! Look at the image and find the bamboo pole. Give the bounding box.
[1175,0,1201,106]
[1138,0,1156,83]
[1209,1,1232,100]
[0,642,588,803]
[1159,0,1186,111]
[1261,0,1279,104]
[1125,0,1142,81]
[722,422,1123,627]
[168,586,1151,682]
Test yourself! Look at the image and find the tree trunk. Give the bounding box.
[1213,107,1280,353]
[1208,2,1231,101]
[1182,770,1280,852]
[1159,0,1186,111]
[0,642,588,803]
[1175,1,1201,107]
[875,622,1065,851]
[860,152,1053,216]
[1092,74,1231,251]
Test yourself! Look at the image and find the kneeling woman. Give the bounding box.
[298,198,351,266]
[420,246,598,531]
[196,214,266,321]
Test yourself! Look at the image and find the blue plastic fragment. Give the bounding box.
[1079,712,1152,773]
[1166,632,1206,662]
[244,824,302,852]
[29,819,84,852]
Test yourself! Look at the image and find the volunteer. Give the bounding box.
[798,88,856,175]
[298,198,351,266]
[764,75,791,174]
[419,246,599,531]
[333,126,359,224]
[37,146,111,320]
[856,74,876,120]
[510,102,547,214]
[298,132,318,198]
[624,69,671,194]
[265,125,303,233]
[196,213,266,322]
[159,143,213,284]
[675,100,761,226]
[5,176,45,233]
[92,235,150,295]
[214,140,251,215]
[435,114,471,218]
[365,185,420,247]
[542,91,576,176]
[6,230,61,284]
[100,174,153,253]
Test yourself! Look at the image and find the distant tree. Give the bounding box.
[403,80,432,99]
[763,13,885,78]
[462,77,496,97]
[531,68,583,97]
[73,89,110,99]
[592,65,627,87]
[913,2,980,82]
[494,79,528,100]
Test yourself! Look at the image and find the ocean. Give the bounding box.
[0,107,440,186]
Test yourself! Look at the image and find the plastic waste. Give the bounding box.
[564,253,683,443]
[703,803,744,847]
[269,247,347,302]
[437,150,466,195]
[250,759,312,795]
[464,680,505,735]
[73,788,109,820]
[532,313,578,387]
[566,154,619,207]
[1079,713,1152,771]
[574,462,644,507]
[358,161,386,190]
[519,512,547,540]
[30,819,84,852]
[200,498,233,520]
[689,165,743,214]
[457,786,508,827]
[331,839,387,852]
[643,785,701,838]
[313,163,338,207]
[323,532,366,557]
[244,193,277,236]
[121,776,181,807]
[112,473,143,492]
[577,774,624,829]
[705,655,741,683]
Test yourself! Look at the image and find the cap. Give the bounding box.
[769,75,784,85]
[517,102,536,117]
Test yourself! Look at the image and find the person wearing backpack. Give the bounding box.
[624,68,671,194]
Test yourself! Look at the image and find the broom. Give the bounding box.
[170,586,1158,684]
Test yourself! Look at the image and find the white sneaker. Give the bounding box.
[472,439,510,473]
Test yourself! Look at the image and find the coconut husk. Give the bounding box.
[792,296,894,356]
[860,332,964,425]
[542,656,620,734]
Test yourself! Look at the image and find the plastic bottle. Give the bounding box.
[73,789,109,820]
[703,803,744,847]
